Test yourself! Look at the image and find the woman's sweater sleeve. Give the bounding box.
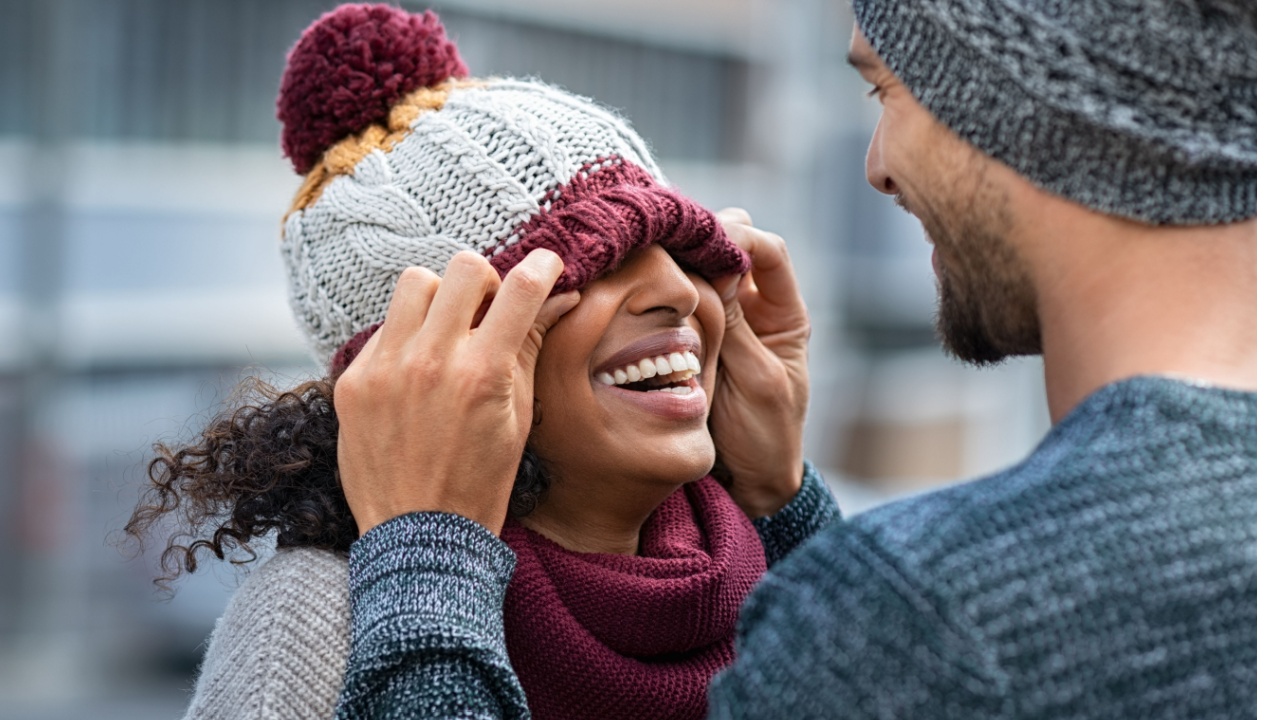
[751,460,843,566]
[183,548,352,720]
[337,512,528,720]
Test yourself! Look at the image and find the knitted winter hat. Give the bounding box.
[852,0,1257,225]
[277,4,749,373]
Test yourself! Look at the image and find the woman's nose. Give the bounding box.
[621,245,700,319]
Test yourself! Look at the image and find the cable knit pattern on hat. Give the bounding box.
[183,548,350,720]
[852,0,1256,224]
[277,5,748,369]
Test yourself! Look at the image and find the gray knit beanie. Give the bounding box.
[852,0,1256,225]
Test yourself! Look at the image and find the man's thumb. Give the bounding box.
[518,291,581,372]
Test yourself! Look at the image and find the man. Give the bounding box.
[334,0,1256,718]
[704,1,1256,715]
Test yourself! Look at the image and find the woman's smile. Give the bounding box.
[525,244,726,504]
[591,327,709,420]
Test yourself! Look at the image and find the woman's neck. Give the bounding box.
[518,476,685,555]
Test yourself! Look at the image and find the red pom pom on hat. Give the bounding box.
[277,3,468,174]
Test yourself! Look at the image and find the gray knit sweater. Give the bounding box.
[337,376,1256,719]
[183,547,351,720]
[182,464,840,719]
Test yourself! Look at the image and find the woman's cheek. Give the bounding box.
[691,282,725,409]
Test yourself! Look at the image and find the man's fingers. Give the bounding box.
[718,286,770,368]
[723,224,803,311]
[379,267,441,352]
[711,273,744,306]
[423,251,502,341]
[534,292,582,335]
[477,249,566,359]
[345,325,384,374]
[519,291,581,373]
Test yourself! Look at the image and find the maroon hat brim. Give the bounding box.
[329,157,748,376]
[488,157,749,293]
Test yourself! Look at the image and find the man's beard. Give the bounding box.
[911,180,1042,366]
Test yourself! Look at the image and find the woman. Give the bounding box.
[126,5,839,720]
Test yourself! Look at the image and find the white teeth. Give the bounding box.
[657,385,694,395]
[654,356,673,375]
[638,358,658,378]
[598,351,703,389]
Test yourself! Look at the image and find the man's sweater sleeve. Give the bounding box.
[337,512,529,720]
[751,460,843,566]
[708,522,1007,719]
[336,464,844,720]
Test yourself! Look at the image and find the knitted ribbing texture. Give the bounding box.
[710,376,1256,719]
[183,547,350,720]
[187,467,837,720]
[277,4,751,371]
[283,77,749,370]
[334,377,1254,718]
[501,477,767,720]
[852,0,1256,225]
[754,460,843,566]
[338,464,841,718]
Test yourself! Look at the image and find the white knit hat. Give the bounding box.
[277,4,749,372]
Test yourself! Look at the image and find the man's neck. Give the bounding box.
[1026,212,1256,423]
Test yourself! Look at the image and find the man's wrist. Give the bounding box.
[750,460,842,565]
[730,462,805,519]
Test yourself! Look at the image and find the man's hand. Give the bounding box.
[710,208,811,518]
[333,249,579,537]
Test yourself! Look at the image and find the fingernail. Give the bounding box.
[527,247,564,268]
[549,291,580,318]
[718,275,743,303]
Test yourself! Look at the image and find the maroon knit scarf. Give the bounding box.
[501,477,767,720]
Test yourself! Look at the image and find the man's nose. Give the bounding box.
[865,117,898,196]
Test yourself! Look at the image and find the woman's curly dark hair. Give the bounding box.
[125,374,551,590]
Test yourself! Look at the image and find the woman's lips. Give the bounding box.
[596,379,708,421]
[594,328,703,377]
[592,327,708,421]
[595,350,701,387]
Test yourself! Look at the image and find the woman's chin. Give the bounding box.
[640,438,717,486]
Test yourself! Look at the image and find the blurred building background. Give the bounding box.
[0,0,1050,717]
